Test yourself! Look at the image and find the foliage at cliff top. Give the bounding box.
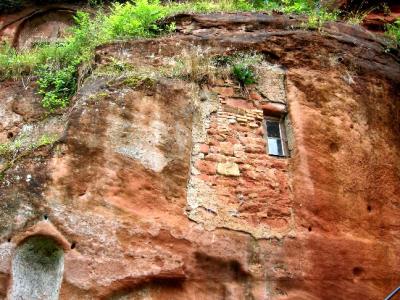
[0,0,354,110]
[386,19,400,48]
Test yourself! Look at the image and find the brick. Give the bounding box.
[249,91,263,101]
[245,170,260,180]
[199,144,209,154]
[220,142,234,156]
[245,144,266,154]
[195,160,217,175]
[205,153,227,162]
[226,98,255,110]
[197,174,216,183]
[217,162,240,177]
[213,86,235,97]
[216,134,227,142]
[233,144,245,158]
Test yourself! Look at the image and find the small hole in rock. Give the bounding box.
[244,133,248,137]
[7,238,11,242]
[352,267,364,276]
[329,142,339,153]
[43,215,48,220]
[71,242,76,249]
[367,205,372,212]
[308,226,312,232]
[7,132,14,139]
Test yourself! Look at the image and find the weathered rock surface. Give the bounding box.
[0,12,399,300]
[0,4,78,48]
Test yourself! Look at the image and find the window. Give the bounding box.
[265,117,288,157]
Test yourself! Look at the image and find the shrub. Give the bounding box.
[344,7,374,26]
[166,49,262,84]
[281,0,315,14]
[0,0,343,110]
[232,64,257,86]
[36,65,77,110]
[307,9,338,29]
[103,0,167,39]
[385,19,400,48]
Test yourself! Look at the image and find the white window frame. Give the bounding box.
[264,116,288,157]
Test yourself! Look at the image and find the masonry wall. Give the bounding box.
[187,63,295,239]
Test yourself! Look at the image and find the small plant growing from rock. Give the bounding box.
[232,64,257,86]
[167,49,262,85]
[385,18,400,49]
[0,132,60,181]
[306,9,338,30]
[36,64,78,111]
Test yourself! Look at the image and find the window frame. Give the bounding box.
[264,115,289,157]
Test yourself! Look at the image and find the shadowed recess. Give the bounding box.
[9,235,64,300]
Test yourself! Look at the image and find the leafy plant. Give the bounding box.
[0,136,24,158]
[307,9,338,29]
[0,143,11,157]
[281,0,314,14]
[36,64,77,110]
[104,0,167,39]
[232,64,257,86]
[0,0,344,111]
[0,131,60,180]
[34,134,59,148]
[166,50,262,84]
[385,19,400,48]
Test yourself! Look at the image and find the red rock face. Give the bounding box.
[0,5,78,48]
[363,3,400,32]
[0,13,399,300]
[322,0,400,31]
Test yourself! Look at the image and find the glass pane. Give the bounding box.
[266,120,281,138]
[268,138,284,156]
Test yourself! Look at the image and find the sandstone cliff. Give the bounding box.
[0,6,399,300]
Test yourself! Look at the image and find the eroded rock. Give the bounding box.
[0,12,399,300]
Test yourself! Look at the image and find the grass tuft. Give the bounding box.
[385,19,400,48]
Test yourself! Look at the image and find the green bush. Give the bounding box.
[307,9,338,29]
[36,65,77,110]
[386,19,400,48]
[104,0,167,39]
[281,0,314,13]
[232,64,257,86]
[0,0,342,111]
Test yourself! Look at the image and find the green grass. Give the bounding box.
[0,132,60,180]
[306,9,338,29]
[385,18,400,48]
[0,0,341,110]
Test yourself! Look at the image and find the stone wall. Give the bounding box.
[187,62,295,239]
